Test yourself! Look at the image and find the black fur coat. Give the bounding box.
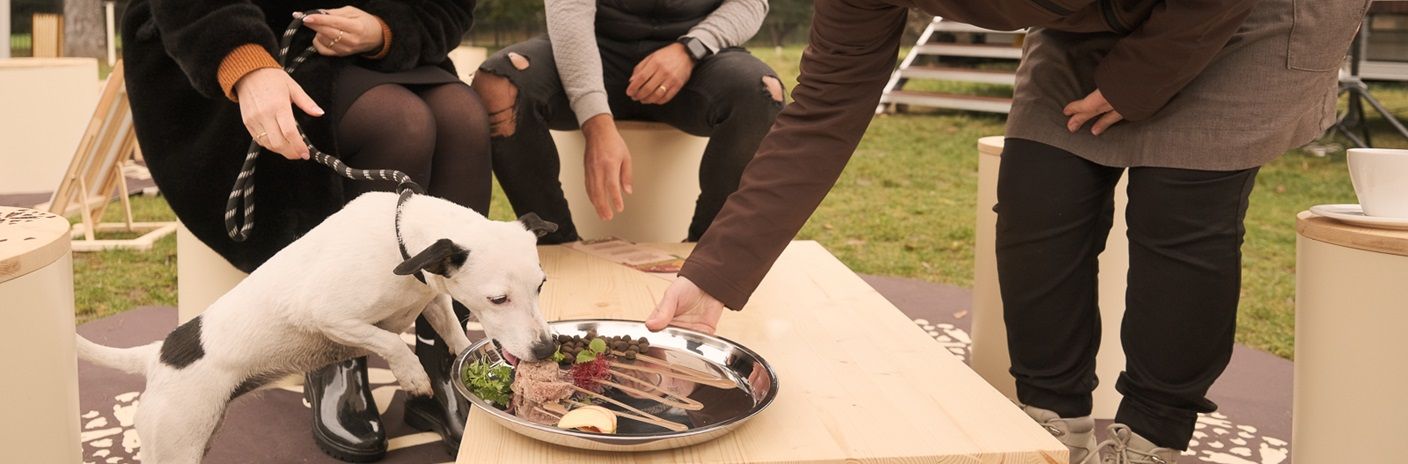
[122,0,473,273]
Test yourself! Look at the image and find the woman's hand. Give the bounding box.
[299,7,386,57]
[234,68,324,160]
[581,115,633,221]
[627,43,695,105]
[1063,89,1124,136]
[646,277,725,335]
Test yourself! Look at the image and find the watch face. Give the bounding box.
[686,39,708,60]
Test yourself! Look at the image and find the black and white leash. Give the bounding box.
[225,10,424,265]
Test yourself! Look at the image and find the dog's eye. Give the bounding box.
[488,295,509,305]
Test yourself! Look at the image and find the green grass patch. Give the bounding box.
[69,197,179,324]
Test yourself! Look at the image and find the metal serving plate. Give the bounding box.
[451,319,778,452]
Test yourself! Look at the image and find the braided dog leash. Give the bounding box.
[225,10,425,262]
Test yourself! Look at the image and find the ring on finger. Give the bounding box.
[655,84,668,94]
[327,29,344,48]
[255,131,268,141]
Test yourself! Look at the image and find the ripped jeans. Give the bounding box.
[476,35,783,243]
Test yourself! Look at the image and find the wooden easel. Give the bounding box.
[46,60,176,252]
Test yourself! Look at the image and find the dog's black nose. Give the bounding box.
[530,337,557,361]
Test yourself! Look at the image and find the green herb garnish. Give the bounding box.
[574,338,610,364]
[463,359,514,408]
[550,347,567,363]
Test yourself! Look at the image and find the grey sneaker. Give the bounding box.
[1097,424,1181,464]
[1021,405,1098,464]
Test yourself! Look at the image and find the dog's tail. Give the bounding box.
[76,335,158,376]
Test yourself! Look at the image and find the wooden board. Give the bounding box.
[1297,211,1408,257]
[31,14,63,58]
[456,241,1066,464]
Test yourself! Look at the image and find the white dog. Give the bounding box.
[76,192,559,463]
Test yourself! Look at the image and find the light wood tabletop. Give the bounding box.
[455,241,1066,463]
[0,207,70,283]
[1297,211,1408,257]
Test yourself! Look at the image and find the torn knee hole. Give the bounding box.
[473,72,520,137]
[507,52,530,71]
[488,108,517,137]
[762,76,783,103]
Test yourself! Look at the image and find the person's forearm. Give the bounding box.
[1093,0,1257,121]
[685,0,768,51]
[679,0,907,310]
[546,0,612,125]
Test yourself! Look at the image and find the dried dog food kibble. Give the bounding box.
[624,351,637,360]
[557,334,572,343]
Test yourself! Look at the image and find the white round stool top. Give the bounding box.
[0,207,71,283]
[1298,211,1408,257]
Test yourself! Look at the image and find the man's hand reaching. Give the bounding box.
[646,277,725,335]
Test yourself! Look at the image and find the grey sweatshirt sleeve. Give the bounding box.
[546,0,612,125]
[546,0,770,125]
[686,0,769,52]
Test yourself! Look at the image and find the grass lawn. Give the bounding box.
[71,46,1408,359]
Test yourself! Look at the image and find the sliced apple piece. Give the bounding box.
[555,405,618,434]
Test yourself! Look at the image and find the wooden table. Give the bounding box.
[0,207,81,462]
[456,241,1066,463]
[1294,212,1408,463]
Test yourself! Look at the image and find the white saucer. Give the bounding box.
[1308,204,1408,231]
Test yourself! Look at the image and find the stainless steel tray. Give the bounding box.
[451,319,778,452]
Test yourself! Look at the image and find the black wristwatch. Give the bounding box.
[678,36,712,62]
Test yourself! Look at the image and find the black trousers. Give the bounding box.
[994,139,1259,449]
[480,36,782,243]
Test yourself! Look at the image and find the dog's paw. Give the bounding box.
[397,366,434,398]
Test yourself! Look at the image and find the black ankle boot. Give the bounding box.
[404,306,471,455]
[306,357,387,462]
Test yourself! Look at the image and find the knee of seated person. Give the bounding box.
[381,100,437,151]
[472,68,521,138]
[722,74,785,110]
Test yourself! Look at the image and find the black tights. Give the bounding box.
[335,82,489,346]
[336,82,492,215]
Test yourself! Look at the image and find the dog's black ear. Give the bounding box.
[518,213,559,238]
[394,239,469,277]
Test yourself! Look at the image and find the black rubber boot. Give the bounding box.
[306,357,387,462]
[404,302,472,455]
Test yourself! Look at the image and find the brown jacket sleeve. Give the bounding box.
[677,0,907,310]
[1094,0,1258,121]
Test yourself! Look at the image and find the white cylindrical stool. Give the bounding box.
[1293,211,1408,462]
[971,136,1129,419]
[176,222,247,322]
[553,121,708,243]
[0,58,99,196]
[0,207,81,462]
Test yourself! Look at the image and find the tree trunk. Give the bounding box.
[63,0,106,59]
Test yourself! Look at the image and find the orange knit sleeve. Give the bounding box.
[364,16,394,60]
[217,44,280,102]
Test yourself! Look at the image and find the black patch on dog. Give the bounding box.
[394,239,469,277]
[230,372,283,400]
[160,316,205,369]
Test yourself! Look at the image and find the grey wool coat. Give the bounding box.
[1006,0,1371,171]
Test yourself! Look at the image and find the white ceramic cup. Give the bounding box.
[1348,148,1408,218]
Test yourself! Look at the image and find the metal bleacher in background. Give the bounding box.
[877,17,1027,115]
